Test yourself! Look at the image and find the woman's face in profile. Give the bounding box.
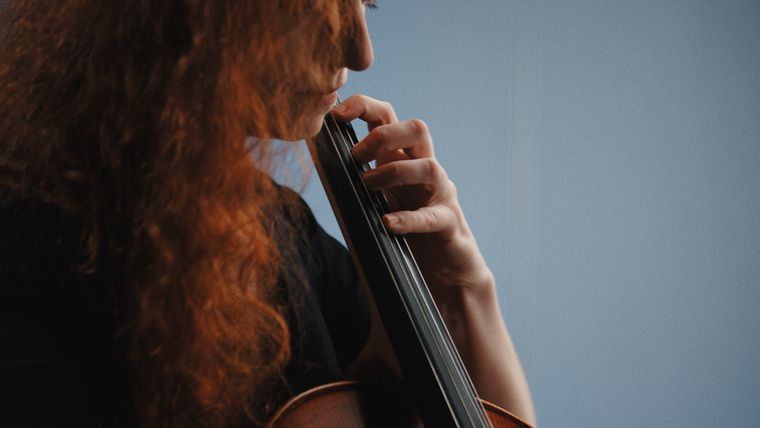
[282,0,374,139]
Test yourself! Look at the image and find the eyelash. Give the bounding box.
[364,0,377,9]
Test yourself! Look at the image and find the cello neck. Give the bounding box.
[308,108,491,428]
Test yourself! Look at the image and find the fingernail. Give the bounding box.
[351,142,364,157]
[385,214,400,226]
[332,103,346,113]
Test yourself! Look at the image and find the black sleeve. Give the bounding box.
[288,195,371,372]
[308,219,370,371]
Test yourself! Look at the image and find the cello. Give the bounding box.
[267,104,532,428]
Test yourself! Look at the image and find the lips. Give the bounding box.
[296,85,340,97]
[321,70,347,96]
[318,79,345,96]
[293,70,346,115]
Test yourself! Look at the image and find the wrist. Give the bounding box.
[431,267,500,333]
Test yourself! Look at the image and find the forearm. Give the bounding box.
[434,271,537,427]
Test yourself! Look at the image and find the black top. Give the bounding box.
[0,193,370,427]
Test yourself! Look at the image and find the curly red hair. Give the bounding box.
[0,0,354,426]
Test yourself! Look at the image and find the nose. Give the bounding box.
[343,6,373,71]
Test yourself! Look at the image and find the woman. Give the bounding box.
[0,0,535,426]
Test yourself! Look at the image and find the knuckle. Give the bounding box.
[423,208,440,229]
[345,94,361,108]
[389,161,402,180]
[354,94,370,104]
[381,101,395,120]
[444,178,457,196]
[370,125,389,143]
[424,158,447,182]
[409,118,429,137]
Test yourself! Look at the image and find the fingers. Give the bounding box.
[331,94,397,130]
[365,157,459,238]
[353,119,434,164]
[331,95,460,238]
[383,205,456,236]
[331,95,433,163]
[361,157,450,193]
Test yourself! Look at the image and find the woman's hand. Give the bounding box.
[330,94,492,297]
[330,94,537,426]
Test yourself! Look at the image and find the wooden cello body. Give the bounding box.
[267,108,532,428]
[267,380,530,428]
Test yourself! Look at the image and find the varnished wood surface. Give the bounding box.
[477,399,534,428]
[266,381,532,428]
[267,381,422,428]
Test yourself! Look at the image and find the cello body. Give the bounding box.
[267,381,531,428]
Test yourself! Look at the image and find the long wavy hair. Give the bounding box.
[0,0,354,426]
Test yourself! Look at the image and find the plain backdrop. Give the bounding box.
[278,1,760,427]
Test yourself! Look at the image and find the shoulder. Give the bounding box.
[273,186,371,372]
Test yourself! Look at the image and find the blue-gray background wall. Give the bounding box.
[292,1,759,426]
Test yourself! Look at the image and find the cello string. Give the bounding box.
[325,103,487,423]
[325,109,491,427]
[330,110,489,426]
[392,234,493,426]
[319,114,462,425]
[390,231,491,426]
[318,113,466,426]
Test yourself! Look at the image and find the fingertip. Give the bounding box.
[333,105,362,124]
[383,214,402,232]
[330,102,349,119]
[351,140,374,165]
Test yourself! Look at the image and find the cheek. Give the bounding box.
[273,94,330,141]
[298,86,338,136]
[302,96,334,139]
[304,114,325,139]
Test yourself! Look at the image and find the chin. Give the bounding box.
[302,91,338,138]
[305,115,326,139]
[275,92,335,141]
[278,113,325,141]
[298,102,332,140]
